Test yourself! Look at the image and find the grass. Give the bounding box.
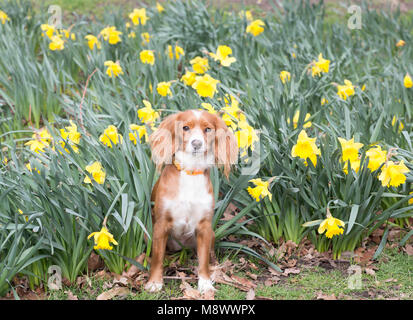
[45,248,412,300]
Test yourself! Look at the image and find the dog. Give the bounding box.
[145,109,238,293]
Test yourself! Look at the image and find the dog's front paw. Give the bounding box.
[145,280,163,292]
[198,277,215,294]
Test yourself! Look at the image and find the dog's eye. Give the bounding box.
[183,126,190,131]
[205,127,211,133]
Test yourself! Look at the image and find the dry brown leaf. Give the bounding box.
[95,270,111,280]
[113,276,129,286]
[231,275,257,289]
[221,202,238,221]
[249,262,259,271]
[255,296,273,300]
[122,254,146,279]
[364,268,376,276]
[388,229,401,241]
[264,277,280,287]
[246,272,258,280]
[285,240,298,256]
[202,289,215,300]
[88,252,104,272]
[268,267,282,277]
[316,292,337,300]
[180,281,201,300]
[276,242,287,260]
[286,258,297,268]
[283,267,300,276]
[246,289,255,300]
[65,290,78,300]
[404,244,413,256]
[96,287,129,300]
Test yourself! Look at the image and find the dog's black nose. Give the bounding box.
[191,139,203,150]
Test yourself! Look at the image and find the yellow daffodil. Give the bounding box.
[129,8,148,26]
[25,139,48,153]
[168,45,185,60]
[138,100,160,125]
[338,137,363,162]
[280,70,291,84]
[221,95,241,130]
[18,209,29,222]
[26,163,40,174]
[288,111,312,129]
[61,29,75,40]
[140,50,155,65]
[192,74,220,98]
[404,73,412,88]
[311,53,330,77]
[200,103,216,114]
[361,84,366,91]
[209,45,236,67]
[409,191,413,205]
[181,70,197,86]
[3,156,7,165]
[365,145,386,172]
[25,128,52,153]
[85,35,101,50]
[99,125,123,148]
[129,124,148,144]
[392,116,404,132]
[235,120,259,156]
[343,159,361,174]
[88,226,118,250]
[337,79,355,100]
[247,178,272,202]
[246,19,265,36]
[239,10,253,21]
[157,81,172,97]
[156,2,165,13]
[60,120,81,153]
[41,24,55,39]
[378,160,409,188]
[291,130,321,167]
[190,56,209,74]
[141,32,151,45]
[396,40,405,47]
[84,161,106,185]
[49,35,64,51]
[128,31,136,38]
[0,10,10,24]
[100,26,122,45]
[104,60,123,78]
[318,214,345,238]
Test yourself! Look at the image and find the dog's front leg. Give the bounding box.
[145,218,171,292]
[196,218,215,293]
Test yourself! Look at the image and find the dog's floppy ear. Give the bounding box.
[149,112,179,172]
[213,114,238,179]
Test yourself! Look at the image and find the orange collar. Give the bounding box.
[173,161,204,176]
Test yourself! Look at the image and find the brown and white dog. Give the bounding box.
[145,109,238,293]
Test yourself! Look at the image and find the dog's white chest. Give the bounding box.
[163,172,213,243]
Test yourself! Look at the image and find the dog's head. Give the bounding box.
[149,110,238,178]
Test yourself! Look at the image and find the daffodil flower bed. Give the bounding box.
[0,0,413,296]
